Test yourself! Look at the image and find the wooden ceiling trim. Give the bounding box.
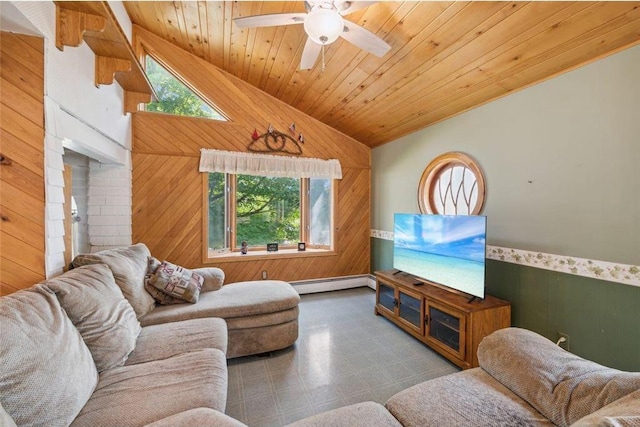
[196,1,210,63]
[123,1,640,147]
[349,2,635,142]
[180,1,205,58]
[316,2,473,125]
[338,2,566,138]
[243,2,291,85]
[325,2,515,132]
[370,15,640,145]
[257,3,305,89]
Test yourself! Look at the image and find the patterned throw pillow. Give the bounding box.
[146,261,204,304]
[144,257,184,305]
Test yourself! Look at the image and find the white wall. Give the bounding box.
[11,1,133,274]
[372,44,640,266]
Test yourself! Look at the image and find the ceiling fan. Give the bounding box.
[233,1,391,71]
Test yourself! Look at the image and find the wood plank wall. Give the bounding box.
[0,32,46,295]
[132,26,371,283]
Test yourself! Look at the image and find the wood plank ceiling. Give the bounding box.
[124,1,640,148]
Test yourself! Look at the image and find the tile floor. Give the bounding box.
[225,287,460,426]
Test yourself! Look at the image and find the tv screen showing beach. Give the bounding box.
[393,214,486,299]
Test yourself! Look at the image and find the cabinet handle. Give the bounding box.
[424,315,429,325]
[393,298,398,307]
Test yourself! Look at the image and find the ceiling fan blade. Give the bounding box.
[340,20,390,57]
[300,37,322,70]
[335,1,378,15]
[233,13,307,28]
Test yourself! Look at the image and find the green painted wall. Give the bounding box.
[370,45,640,371]
[372,237,640,371]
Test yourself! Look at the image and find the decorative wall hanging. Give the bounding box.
[248,123,304,155]
[418,151,486,215]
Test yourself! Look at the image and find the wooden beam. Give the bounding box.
[55,5,106,51]
[124,91,152,114]
[95,55,131,87]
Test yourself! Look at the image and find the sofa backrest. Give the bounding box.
[42,263,142,372]
[72,243,155,318]
[0,285,98,426]
[478,328,640,427]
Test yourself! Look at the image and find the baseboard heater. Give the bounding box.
[290,274,376,295]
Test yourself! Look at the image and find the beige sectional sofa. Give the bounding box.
[71,243,300,358]
[0,243,299,426]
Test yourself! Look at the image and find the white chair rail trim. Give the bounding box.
[370,229,640,288]
[199,149,342,179]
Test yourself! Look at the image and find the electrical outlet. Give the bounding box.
[262,270,267,280]
[558,332,570,351]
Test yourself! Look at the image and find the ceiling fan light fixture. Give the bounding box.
[304,8,343,45]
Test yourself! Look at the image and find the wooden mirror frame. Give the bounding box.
[418,152,486,215]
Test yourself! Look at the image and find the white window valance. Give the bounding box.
[199,149,342,179]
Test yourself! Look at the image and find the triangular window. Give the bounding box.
[145,55,227,121]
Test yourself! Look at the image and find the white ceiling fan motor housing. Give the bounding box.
[304,7,344,45]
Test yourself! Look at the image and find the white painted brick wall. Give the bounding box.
[44,135,66,277]
[87,155,132,252]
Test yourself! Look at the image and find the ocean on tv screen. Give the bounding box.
[393,214,486,298]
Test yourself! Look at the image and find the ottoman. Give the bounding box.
[140,280,300,358]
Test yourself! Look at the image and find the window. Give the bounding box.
[417,152,486,215]
[206,173,334,255]
[144,55,227,121]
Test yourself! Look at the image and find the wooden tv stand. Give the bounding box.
[374,270,511,369]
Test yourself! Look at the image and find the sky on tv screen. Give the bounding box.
[393,214,486,298]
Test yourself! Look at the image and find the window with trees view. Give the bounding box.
[145,55,227,121]
[207,173,333,254]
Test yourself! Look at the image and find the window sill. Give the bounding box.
[204,248,337,264]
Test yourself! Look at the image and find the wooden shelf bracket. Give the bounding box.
[95,55,132,87]
[124,91,152,114]
[54,1,156,115]
[55,6,106,51]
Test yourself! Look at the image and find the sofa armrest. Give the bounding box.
[478,328,640,427]
[570,389,640,427]
[144,408,247,427]
[193,267,225,292]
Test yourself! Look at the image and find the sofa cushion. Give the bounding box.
[193,266,225,292]
[144,408,247,427]
[286,402,403,427]
[0,286,98,427]
[71,348,227,427]
[72,243,155,318]
[570,389,640,427]
[147,261,204,303]
[385,367,553,427]
[478,328,640,427]
[43,264,141,372]
[125,318,228,365]
[139,280,300,326]
[0,402,17,427]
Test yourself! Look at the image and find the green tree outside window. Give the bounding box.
[145,55,226,121]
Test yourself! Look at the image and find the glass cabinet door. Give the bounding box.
[398,289,424,334]
[426,301,465,360]
[377,282,396,313]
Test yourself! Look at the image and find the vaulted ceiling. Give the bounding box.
[124,1,640,147]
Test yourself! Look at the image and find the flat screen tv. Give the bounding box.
[393,213,487,299]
